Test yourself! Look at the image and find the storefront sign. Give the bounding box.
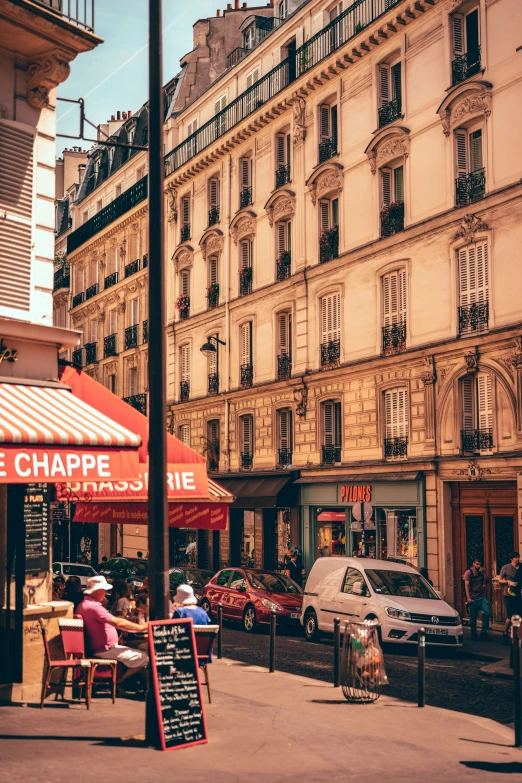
[73,501,229,530]
[340,485,372,503]
[24,483,50,573]
[0,339,19,364]
[1,448,139,483]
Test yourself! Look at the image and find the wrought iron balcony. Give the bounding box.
[318,137,337,164]
[179,306,190,321]
[143,320,148,344]
[142,254,148,269]
[461,428,493,453]
[276,254,291,281]
[277,353,292,381]
[275,163,291,189]
[278,448,292,467]
[239,269,252,297]
[104,334,118,358]
[207,439,220,472]
[239,187,252,209]
[384,436,408,459]
[322,444,341,465]
[452,47,481,86]
[319,227,339,263]
[124,393,147,416]
[378,97,402,128]
[35,0,95,32]
[180,381,190,402]
[227,46,248,68]
[84,342,97,364]
[240,363,253,388]
[459,301,488,337]
[455,168,486,207]
[180,224,191,243]
[320,339,340,369]
[125,325,138,350]
[208,373,219,396]
[72,292,84,308]
[125,258,140,278]
[85,283,98,300]
[208,206,220,227]
[104,271,118,289]
[240,451,253,470]
[382,321,407,356]
[53,269,70,291]
[207,284,220,309]
[380,201,404,238]
[72,347,83,367]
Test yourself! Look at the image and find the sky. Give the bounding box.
[57,0,220,155]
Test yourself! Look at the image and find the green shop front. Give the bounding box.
[296,473,426,573]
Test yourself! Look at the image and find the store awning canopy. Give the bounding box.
[0,380,141,482]
[294,472,421,484]
[216,474,295,509]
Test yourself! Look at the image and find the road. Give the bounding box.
[220,621,514,726]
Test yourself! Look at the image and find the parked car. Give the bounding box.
[97,557,148,590]
[301,557,463,647]
[52,562,98,588]
[200,568,303,632]
[169,567,215,601]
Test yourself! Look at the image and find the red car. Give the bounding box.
[200,567,303,632]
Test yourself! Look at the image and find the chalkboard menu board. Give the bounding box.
[148,618,208,752]
[24,483,50,573]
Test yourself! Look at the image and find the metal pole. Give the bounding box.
[512,615,522,748]
[146,0,168,746]
[269,610,276,672]
[333,617,340,687]
[418,626,426,708]
[217,603,223,659]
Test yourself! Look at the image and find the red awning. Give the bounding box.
[73,501,229,530]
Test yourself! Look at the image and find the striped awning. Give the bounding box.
[208,476,235,501]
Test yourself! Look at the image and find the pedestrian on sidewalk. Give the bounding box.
[463,559,490,640]
[498,551,521,645]
[287,548,305,588]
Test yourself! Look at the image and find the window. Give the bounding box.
[461,373,494,453]
[319,198,339,262]
[108,374,116,394]
[230,571,248,591]
[382,269,407,355]
[136,167,145,181]
[130,298,139,326]
[208,177,220,225]
[82,210,88,224]
[384,387,408,460]
[455,127,485,206]
[318,103,338,162]
[320,293,341,368]
[207,419,220,471]
[452,6,480,85]
[178,269,190,320]
[180,196,190,242]
[458,240,489,336]
[278,0,289,19]
[275,131,291,187]
[239,414,254,469]
[380,163,404,237]
[277,311,292,380]
[240,322,253,388]
[179,424,191,446]
[245,68,261,114]
[216,569,232,587]
[239,157,252,208]
[180,344,190,401]
[342,567,366,595]
[277,408,292,467]
[96,199,103,213]
[108,309,117,336]
[187,118,198,137]
[89,320,97,343]
[378,60,402,127]
[214,95,226,137]
[322,400,342,464]
[115,184,122,198]
[128,367,138,397]
[180,269,190,296]
[207,336,218,395]
[207,256,219,309]
[239,239,252,296]
[244,28,256,51]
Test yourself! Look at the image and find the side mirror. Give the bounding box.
[238,584,247,592]
[352,581,366,596]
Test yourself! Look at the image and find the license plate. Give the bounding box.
[291,613,301,619]
[425,627,447,635]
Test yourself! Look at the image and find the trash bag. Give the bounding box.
[340,619,388,703]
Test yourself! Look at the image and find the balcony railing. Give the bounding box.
[207,439,220,472]
[72,292,84,308]
[227,47,248,68]
[143,320,148,343]
[68,177,147,254]
[319,227,339,263]
[240,451,253,470]
[461,428,493,453]
[180,224,191,243]
[84,341,97,364]
[452,47,481,86]
[208,206,220,227]
[382,321,407,356]
[208,373,219,396]
[72,347,83,367]
[278,448,292,467]
[125,324,138,350]
[53,268,70,291]
[142,254,148,269]
[322,444,341,465]
[277,353,292,381]
[384,436,408,459]
[164,0,402,178]
[240,363,253,388]
[124,393,147,416]
[85,283,98,300]
[124,258,140,278]
[318,137,337,164]
[207,284,220,309]
[380,201,404,238]
[180,381,190,402]
[239,268,252,297]
[459,301,489,337]
[239,187,252,209]
[276,254,291,281]
[378,97,402,128]
[104,334,118,358]
[104,271,118,289]
[455,168,486,207]
[320,339,340,369]
[275,163,291,189]
[35,0,95,32]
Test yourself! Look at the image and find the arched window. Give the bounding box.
[461,373,494,454]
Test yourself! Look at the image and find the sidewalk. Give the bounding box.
[460,626,509,662]
[1,658,521,783]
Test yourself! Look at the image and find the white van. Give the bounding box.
[301,557,463,647]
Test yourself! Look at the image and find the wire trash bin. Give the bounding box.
[340,619,388,703]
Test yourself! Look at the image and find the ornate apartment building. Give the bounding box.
[57,0,522,623]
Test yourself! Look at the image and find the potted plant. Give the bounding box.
[175,294,190,315]
[319,226,339,260]
[380,200,404,234]
[278,250,291,265]
[239,266,252,283]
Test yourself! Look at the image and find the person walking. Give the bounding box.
[499,551,521,643]
[463,558,490,641]
[287,548,305,588]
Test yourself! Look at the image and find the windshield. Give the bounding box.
[62,564,97,577]
[128,561,148,576]
[246,571,303,594]
[366,570,439,600]
[185,569,213,589]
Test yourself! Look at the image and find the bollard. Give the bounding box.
[269,610,276,673]
[333,617,341,688]
[217,603,223,659]
[418,626,426,708]
[512,615,522,748]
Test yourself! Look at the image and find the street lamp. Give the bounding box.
[200,334,226,357]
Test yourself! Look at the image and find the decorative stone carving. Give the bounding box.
[454,213,489,243]
[445,0,463,11]
[27,51,71,109]
[173,249,194,272]
[231,216,256,245]
[266,194,296,227]
[131,222,140,233]
[105,361,118,376]
[53,291,69,308]
[420,356,436,386]
[464,350,479,373]
[511,337,522,368]
[95,309,106,323]
[365,128,410,174]
[117,300,126,314]
[453,93,491,127]
[85,367,99,382]
[109,236,118,247]
[316,170,343,201]
[166,183,178,223]
[292,93,306,145]
[437,82,492,137]
[99,251,107,269]
[293,386,308,419]
[201,233,224,260]
[439,364,456,385]
[126,353,140,369]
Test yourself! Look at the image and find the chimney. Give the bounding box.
[242,2,247,6]
[217,8,221,14]
[117,110,121,120]
[234,0,239,7]
[122,112,127,120]
[128,110,132,117]
[227,3,231,9]
[269,0,274,5]
[111,114,115,121]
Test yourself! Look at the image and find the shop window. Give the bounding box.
[239,414,254,470]
[277,408,292,467]
[458,239,489,336]
[382,269,407,355]
[455,126,485,207]
[179,423,190,446]
[384,387,408,460]
[321,400,342,465]
[374,508,418,567]
[460,373,494,454]
[317,508,346,558]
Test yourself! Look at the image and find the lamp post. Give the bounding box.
[200,334,226,377]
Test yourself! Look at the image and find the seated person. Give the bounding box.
[111,578,133,617]
[62,575,84,610]
[172,584,209,625]
[52,575,65,601]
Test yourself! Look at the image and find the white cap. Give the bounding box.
[174,584,197,606]
[84,575,113,594]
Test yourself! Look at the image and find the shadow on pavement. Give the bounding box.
[460,761,522,773]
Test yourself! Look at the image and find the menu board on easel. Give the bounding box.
[24,483,50,573]
[148,618,208,752]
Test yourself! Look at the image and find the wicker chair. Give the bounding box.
[39,618,91,709]
[59,618,118,704]
[194,625,219,703]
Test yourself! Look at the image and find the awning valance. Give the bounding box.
[73,501,229,530]
[216,474,295,509]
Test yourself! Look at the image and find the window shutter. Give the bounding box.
[277,222,287,254]
[287,221,292,254]
[452,14,464,56]
[319,199,330,231]
[241,415,253,453]
[391,62,402,103]
[332,198,339,228]
[320,105,330,140]
[278,409,291,451]
[276,133,286,166]
[462,375,475,431]
[208,419,219,442]
[385,387,408,439]
[208,339,217,375]
[181,270,190,295]
[323,401,334,445]
[246,69,259,89]
[109,309,117,334]
[455,129,468,177]
[398,268,407,322]
[334,401,342,447]
[477,373,493,431]
[381,168,392,206]
[240,322,252,366]
[469,129,483,173]
[476,240,488,303]
[179,424,190,446]
[331,105,338,148]
[129,368,138,396]
[278,312,291,355]
[131,298,140,325]
[181,344,191,382]
[187,119,198,137]
[90,320,97,342]
[458,246,471,307]
[382,270,406,326]
[214,95,226,114]
[379,63,390,105]
[209,178,219,207]
[383,272,391,327]
[240,239,251,269]
[393,165,404,203]
[209,256,218,285]
[322,293,341,343]
[459,241,489,307]
[240,158,251,188]
[182,196,190,225]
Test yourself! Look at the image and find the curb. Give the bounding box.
[479,660,514,680]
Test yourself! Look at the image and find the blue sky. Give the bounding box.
[57,0,220,155]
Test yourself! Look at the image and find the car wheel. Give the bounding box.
[243,605,256,633]
[201,598,212,619]
[304,610,321,642]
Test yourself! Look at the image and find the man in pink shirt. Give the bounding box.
[77,575,148,689]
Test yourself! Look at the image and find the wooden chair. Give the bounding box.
[194,625,219,703]
[59,618,118,704]
[39,618,91,709]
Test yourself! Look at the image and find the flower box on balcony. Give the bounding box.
[319,227,339,263]
[175,294,190,320]
[380,201,404,238]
